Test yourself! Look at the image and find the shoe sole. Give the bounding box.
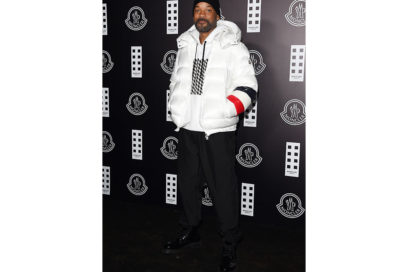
[161,241,202,255]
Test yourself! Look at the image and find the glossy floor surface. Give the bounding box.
[103,198,305,272]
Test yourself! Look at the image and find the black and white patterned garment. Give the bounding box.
[191,41,208,95]
[184,41,209,132]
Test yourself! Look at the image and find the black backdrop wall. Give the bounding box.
[102,0,305,228]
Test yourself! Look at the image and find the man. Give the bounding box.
[163,1,258,271]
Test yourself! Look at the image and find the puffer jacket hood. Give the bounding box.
[176,20,241,49]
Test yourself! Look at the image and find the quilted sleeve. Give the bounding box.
[226,43,258,116]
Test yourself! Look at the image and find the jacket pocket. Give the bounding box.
[224,98,237,118]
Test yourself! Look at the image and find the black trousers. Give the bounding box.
[177,128,242,244]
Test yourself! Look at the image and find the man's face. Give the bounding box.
[193,2,220,33]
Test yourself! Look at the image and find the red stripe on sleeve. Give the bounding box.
[227,95,245,115]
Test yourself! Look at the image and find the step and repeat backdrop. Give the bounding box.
[102,0,305,227]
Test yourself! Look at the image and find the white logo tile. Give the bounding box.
[289,45,305,82]
[285,142,300,177]
[131,46,142,78]
[247,0,262,33]
[241,183,255,216]
[132,130,143,160]
[102,87,109,118]
[102,166,110,195]
[166,0,179,34]
[244,101,258,127]
[166,174,177,205]
[102,3,108,35]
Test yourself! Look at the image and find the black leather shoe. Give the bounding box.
[162,227,201,254]
[219,242,238,272]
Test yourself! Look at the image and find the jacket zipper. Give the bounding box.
[199,41,210,141]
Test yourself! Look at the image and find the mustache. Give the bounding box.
[196,19,209,24]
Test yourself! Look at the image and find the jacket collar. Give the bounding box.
[176,20,241,49]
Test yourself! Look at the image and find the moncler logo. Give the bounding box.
[102,131,115,152]
[236,143,263,168]
[249,50,266,75]
[125,6,148,31]
[160,50,177,74]
[127,173,148,196]
[285,0,306,27]
[126,92,148,116]
[102,50,114,73]
[201,183,213,206]
[280,99,306,125]
[276,193,305,219]
[160,136,178,160]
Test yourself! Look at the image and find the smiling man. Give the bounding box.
[164,1,258,271]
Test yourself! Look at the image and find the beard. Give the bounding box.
[195,19,216,33]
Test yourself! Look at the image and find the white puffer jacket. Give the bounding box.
[168,20,258,139]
